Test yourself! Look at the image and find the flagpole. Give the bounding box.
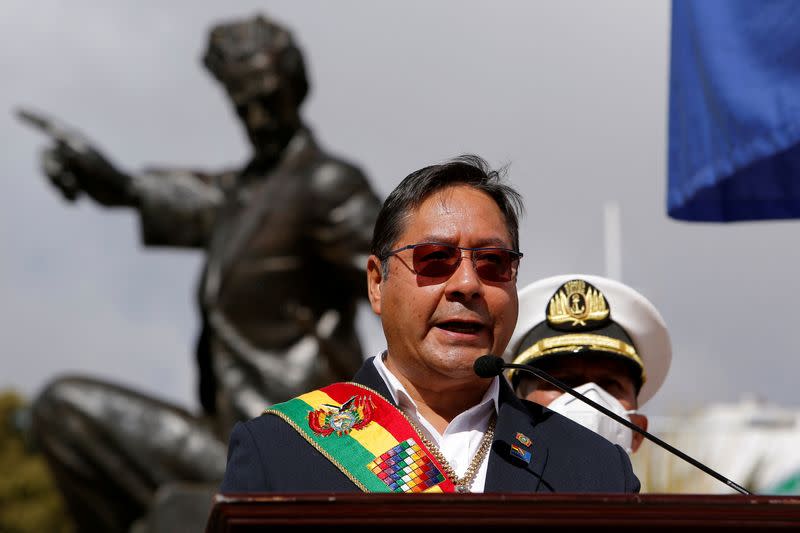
[604,201,622,281]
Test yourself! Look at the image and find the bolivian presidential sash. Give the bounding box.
[264,382,457,493]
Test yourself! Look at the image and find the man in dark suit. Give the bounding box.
[222,155,640,493]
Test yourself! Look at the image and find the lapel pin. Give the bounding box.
[510,444,532,464]
[514,432,532,447]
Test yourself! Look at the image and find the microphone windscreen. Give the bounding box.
[473,355,505,378]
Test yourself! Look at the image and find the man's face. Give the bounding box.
[518,355,639,410]
[227,72,300,158]
[367,185,519,390]
[517,354,648,451]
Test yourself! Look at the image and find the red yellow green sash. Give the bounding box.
[264,382,457,493]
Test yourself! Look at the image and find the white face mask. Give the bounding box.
[547,382,636,453]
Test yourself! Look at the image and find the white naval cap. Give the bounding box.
[504,274,671,406]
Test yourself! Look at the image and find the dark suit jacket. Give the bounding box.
[221,358,640,493]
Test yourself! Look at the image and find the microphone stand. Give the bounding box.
[505,362,751,495]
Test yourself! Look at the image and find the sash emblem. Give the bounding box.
[308,395,376,436]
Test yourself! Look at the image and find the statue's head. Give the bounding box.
[204,15,309,159]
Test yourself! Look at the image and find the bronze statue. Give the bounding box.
[23,14,381,533]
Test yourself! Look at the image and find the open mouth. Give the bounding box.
[436,321,484,334]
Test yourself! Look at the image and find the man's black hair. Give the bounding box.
[370,154,524,274]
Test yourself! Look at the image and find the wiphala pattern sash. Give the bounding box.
[264,382,457,493]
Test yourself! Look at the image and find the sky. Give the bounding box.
[2,0,799,418]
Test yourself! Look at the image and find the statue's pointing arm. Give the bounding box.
[133,168,230,248]
[21,108,227,249]
[20,108,137,207]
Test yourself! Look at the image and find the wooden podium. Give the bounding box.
[206,493,800,531]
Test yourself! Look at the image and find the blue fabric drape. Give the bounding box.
[668,0,800,221]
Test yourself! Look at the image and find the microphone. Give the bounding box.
[474,355,751,495]
[474,353,506,378]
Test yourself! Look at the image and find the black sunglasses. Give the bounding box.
[383,242,522,282]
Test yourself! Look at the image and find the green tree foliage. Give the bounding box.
[0,390,74,533]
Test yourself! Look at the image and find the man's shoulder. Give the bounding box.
[238,366,387,440]
[223,407,359,492]
[306,156,373,197]
[297,142,371,191]
[271,129,378,206]
[233,409,307,450]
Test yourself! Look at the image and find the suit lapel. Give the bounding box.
[485,380,550,492]
[351,357,396,406]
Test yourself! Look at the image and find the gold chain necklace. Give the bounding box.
[408,412,497,493]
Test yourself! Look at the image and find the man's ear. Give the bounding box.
[366,254,384,315]
[629,413,648,453]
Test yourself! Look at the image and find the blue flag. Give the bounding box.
[668,0,800,221]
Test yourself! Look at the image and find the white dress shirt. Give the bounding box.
[373,352,499,493]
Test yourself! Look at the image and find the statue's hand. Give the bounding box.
[40,144,81,201]
[40,141,134,206]
[18,108,136,206]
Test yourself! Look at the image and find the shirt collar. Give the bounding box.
[372,351,500,417]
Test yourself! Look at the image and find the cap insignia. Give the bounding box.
[547,279,609,329]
